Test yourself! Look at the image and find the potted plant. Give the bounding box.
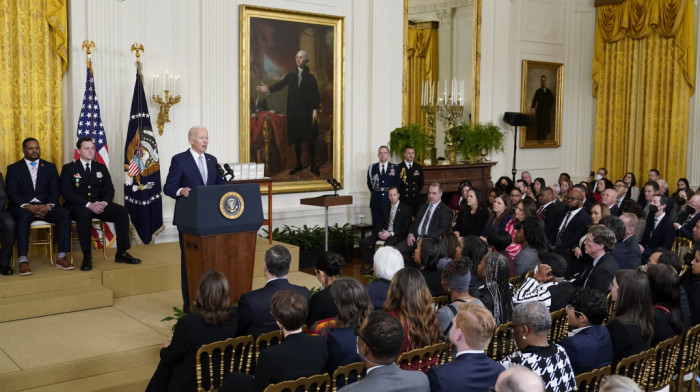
[388,123,430,161]
[449,121,504,163]
[328,223,359,261]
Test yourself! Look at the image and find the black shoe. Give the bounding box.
[311,165,320,176]
[360,265,374,275]
[115,251,141,264]
[80,256,93,271]
[0,265,13,276]
[288,165,303,175]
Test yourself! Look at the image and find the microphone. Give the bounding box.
[223,163,235,180]
[215,164,228,180]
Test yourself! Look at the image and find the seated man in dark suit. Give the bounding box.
[553,188,592,274]
[612,179,630,213]
[237,245,310,337]
[602,188,620,217]
[341,311,429,392]
[221,290,326,392]
[558,288,612,375]
[0,172,15,276]
[601,215,638,271]
[395,183,452,267]
[6,138,73,275]
[359,186,412,274]
[427,303,504,392]
[618,213,642,269]
[675,194,700,240]
[60,137,141,271]
[536,187,565,244]
[574,226,620,295]
[640,194,675,262]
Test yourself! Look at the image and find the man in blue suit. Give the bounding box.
[164,126,225,307]
[6,138,73,274]
[558,288,612,375]
[236,245,310,337]
[554,188,592,276]
[427,303,504,392]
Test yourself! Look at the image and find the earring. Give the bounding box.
[523,335,527,340]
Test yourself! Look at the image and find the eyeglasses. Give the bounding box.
[566,304,585,317]
[508,323,527,334]
[565,196,582,201]
[353,327,366,342]
[615,184,628,188]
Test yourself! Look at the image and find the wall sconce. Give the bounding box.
[151,72,181,135]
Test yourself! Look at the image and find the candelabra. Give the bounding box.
[151,72,181,135]
[437,97,464,165]
[421,79,465,165]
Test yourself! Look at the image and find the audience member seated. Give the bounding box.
[472,252,513,325]
[366,246,404,309]
[461,236,488,288]
[417,237,447,296]
[146,270,238,392]
[558,287,612,375]
[640,194,675,262]
[532,177,546,196]
[448,180,472,212]
[494,366,545,392]
[308,252,344,328]
[603,214,641,270]
[513,252,573,311]
[687,244,700,325]
[558,179,574,204]
[435,257,484,337]
[621,200,647,243]
[590,202,610,225]
[222,290,327,392]
[427,303,504,392]
[670,188,692,223]
[553,188,592,268]
[623,172,640,202]
[495,176,514,196]
[536,187,565,242]
[487,187,499,209]
[324,278,372,374]
[481,193,513,238]
[0,172,15,276]
[237,245,310,337]
[647,264,685,346]
[384,268,442,363]
[501,301,577,392]
[639,181,658,212]
[513,217,548,276]
[607,270,652,369]
[647,250,691,329]
[599,375,643,392]
[340,311,430,392]
[485,228,515,277]
[438,231,461,268]
[573,226,620,295]
[577,182,596,212]
[675,194,700,240]
[453,188,489,237]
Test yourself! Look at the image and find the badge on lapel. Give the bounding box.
[96,172,103,179]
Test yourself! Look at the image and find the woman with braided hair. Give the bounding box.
[473,252,513,325]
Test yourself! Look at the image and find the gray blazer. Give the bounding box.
[340,363,429,392]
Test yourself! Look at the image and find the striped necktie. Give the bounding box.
[30,161,38,190]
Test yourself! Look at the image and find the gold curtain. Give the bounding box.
[402,21,439,127]
[0,0,68,168]
[592,0,695,191]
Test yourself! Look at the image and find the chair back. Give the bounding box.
[676,324,700,392]
[508,275,522,292]
[614,347,655,390]
[672,236,693,260]
[487,321,515,361]
[647,335,682,391]
[396,342,449,372]
[523,268,535,280]
[602,292,616,325]
[263,373,331,392]
[575,365,611,392]
[255,329,284,363]
[432,295,449,311]
[196,335,254,392]
[331,362,365,392]
[548,308,569,343]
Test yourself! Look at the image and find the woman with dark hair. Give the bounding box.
[324,278,373,373]
[688,245,700,325]
[147,270,238,392]
[453,188,489,237]
[623,172,640,201]
[461,235,488,288]
[590,203,611,226]
[607,269,653,368]
[671,188,692,223]
[532,177,546,196]
[473,252,513,325]
[579,181,596,204]
[449,180,473,211]
[482,193,513,237]
[438,231,461,270]
[418,237,447,296]
[308,252,345,327]
[513,217,549,276]
[436,257,484,337]
[496,176,514,195]
[594,178,614,203]
[647,264,684,345]
[384,268,442,357]
[487,187,500,209]
[504,199,538,259]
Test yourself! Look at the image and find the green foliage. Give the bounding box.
[388,124,430,160]
[328,223,359,248]
[309,286,322,297]
[261,223,358,250]
[161,306,186,332]
[448,121,505,159]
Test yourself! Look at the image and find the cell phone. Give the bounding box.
[589,171,595,177]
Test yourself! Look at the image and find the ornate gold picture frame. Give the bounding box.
[520,60,563,148]
[239,5,344,194]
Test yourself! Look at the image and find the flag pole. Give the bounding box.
[81,39,95,72]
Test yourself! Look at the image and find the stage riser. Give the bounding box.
[0,287,113,323]
[102,263,180,298]
[22,364,158,392]
[0,270,102,299]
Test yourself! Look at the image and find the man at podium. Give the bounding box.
[164,126,225,309]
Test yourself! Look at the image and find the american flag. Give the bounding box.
[75,63,115,247]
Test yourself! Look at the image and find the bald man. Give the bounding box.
[553,188,592,274]
[675,195,700,240]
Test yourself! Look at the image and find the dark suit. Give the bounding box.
[340,363,430,392]
[395,201,452,266]
[145,311,238,392]
[426,352,504,392]
[237,279,310,337]
[676,212,700,240]
[609,204,621,217]
[397,161,424,216]
[538,201,565,246]
[164,149,225,306]
[531,87,554,139]
[554,208,592,252]
[614,236,642,270]
[366,278,391,310]
[0,173,15,269]
[367,162,400,233]
[6,159,70,256]
[558,325,613,375]
[359,201,412,263]
[641,214,675,260]
[60,160,131,253]
[220,333,327,392]
[575,253,619,295]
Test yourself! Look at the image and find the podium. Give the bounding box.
[300,195,353,251]
[174,184,264,303]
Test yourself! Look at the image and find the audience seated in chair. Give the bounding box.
[513,252,573,312]
[494,365,545,392]
[307,251,344,328]
[221,290,327,392]
[647,263,685,346]
[417,237,447,297]
[339,311,429,392]
[146,270,238,392]
[365,246,404,310]
[598,374,642,392]
[472,252,513,325]
[427,303,504,392]
[435,257,484,338]
[573,226,620,295]
[687,244,700,325]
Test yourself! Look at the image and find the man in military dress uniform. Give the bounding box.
[367,146,399,234]
[397,146,424,217]
[60,137,141,271]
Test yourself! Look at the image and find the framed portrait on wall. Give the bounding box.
[239,5,344,193]
[520,60,563,148]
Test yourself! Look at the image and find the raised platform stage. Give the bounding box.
[0,238,318,391]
